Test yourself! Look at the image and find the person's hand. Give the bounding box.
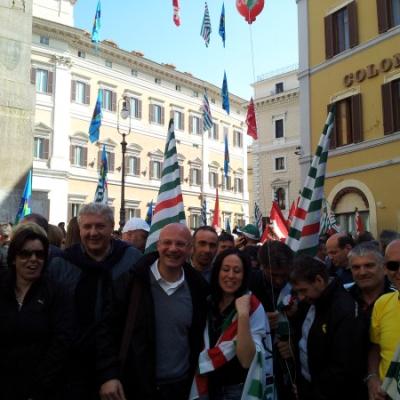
[235,236,247,249]
[276,339,293,360]
[235,294,251,317]
[367,375,386,400]
[99,379,126,400]
[267,311,279,331]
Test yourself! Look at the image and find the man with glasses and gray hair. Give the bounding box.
[47,203,142,399]
[367,239,400,400]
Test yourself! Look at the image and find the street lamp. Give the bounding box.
[117,96,131,231]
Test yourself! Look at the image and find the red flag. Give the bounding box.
[246,98,258,140]
[173,0,181,26]
[212,188,220,228]
[287,196,300,227]
[355,208,365,236]
[270,201,289,240]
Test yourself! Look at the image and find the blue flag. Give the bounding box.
[219,2,226,47]
[91,0,101,43]
[224,132,229,178]
[94,145,108,203]
[15,170,32,224]
[145,200,153,225]
[221,71,230,114]
[89,89,103,143]
[225,217,231,234]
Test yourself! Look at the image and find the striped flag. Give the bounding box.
[212,188,220,229]
[200,2,211,47]
[15,170,32,224]
[246,98,258,139]
[219,2,226,47]
[221,71,230,114]
[224,131,229,178]
[254,202,263,238]
[270,201,288,240]
[382,343,400,400]
[89,89,103,143]
[91,0,101,43]
[145,119,186,253]
[201,198,207,226]
[286,105,336,255]
[319,199,339,236]
[202,89,213,131]
[172,0,181,26]
[94,144,108,204]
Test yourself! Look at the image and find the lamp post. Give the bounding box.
[117,96,131,232]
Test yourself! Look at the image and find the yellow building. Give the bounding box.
[30,1,249,230]
[298,0,400,237]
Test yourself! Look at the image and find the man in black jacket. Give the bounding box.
[289,255,365,400]
[98,223,208,400]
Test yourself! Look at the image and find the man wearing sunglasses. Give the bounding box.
[368,239,400,400]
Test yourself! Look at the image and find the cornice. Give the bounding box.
[254,89,299,107]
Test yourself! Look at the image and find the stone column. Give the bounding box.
[0,0,34,222]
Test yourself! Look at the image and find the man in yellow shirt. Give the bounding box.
[368,239,400,400]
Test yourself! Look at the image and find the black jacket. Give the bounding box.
[0,270,74,400]
[97,252,209,400]
[294,279,365,400]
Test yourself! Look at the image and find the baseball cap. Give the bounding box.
[236,224,260,241]
[122,218,150,233]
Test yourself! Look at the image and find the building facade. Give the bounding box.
[298,0,400,237]
[30,0,249,229]
[250,67,301,221]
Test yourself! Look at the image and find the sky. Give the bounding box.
[74,1,298,100]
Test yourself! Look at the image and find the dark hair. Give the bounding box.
[337,233,355,249]
[23,213,49,233]
[356,231,375,244]
[210,248,251,304]
[65,217,81,249]
[7,225,49,269]
[379,230,399,252]
[193,225,218,241]
[218,232,234,243]
[48,224,64,248]
[258,240,294,270]
[290,254,328,284]
[242,245,259,263]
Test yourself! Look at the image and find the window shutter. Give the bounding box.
[111,91,117,112]
[348,1,359,48]
[137,99,142,119]
[43,139,50,159]
[215,124,219,140]
[381,82,394,135]
[125,157,130,174]
[97,150,102,169]
[189,169,193,185]
[377,0,389,33]
[170,109,174,121]
[149,104,154,123]
[180,112,184,130]
[109,153,115,171]
[30,68,36,84]
[328,104,337,149]
[149,161,153,178]
[85,84,91,105]
[199,118,203,133]
[160,106,165,125]
[70,145,74,164]
[351,94,363,143]
[136,157,141,175]
[71,80,76,102]
[83,147,88,167]
[47,71,53,94]
[189,116,193,133]
[324,14,334,59]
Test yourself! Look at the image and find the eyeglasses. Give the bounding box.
[386,261,400,272]
[17,249,46,260]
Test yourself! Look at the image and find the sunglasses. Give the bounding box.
[17,249,46,260]
[386,261,400,272]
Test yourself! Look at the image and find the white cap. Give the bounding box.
[122,218,150,233]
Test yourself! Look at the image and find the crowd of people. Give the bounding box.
[0,204,399,400]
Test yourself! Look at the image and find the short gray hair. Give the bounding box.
[78,203,114,225]
[348,242,384,266]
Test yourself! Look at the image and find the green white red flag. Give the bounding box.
[145,119,186,253]
[286,105,335,255]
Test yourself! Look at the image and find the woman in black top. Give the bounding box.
[0,223,74,400]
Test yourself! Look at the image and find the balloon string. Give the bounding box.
[248,23,257,85]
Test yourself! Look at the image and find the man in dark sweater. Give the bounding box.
[98,223,208,400]
[47,203,142,399]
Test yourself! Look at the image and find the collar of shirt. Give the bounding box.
[150,259,185,296]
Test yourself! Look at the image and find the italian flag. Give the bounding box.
[286,105,335,255]
[145,119,186,253]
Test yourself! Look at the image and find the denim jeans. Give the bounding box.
[212,383,244,400]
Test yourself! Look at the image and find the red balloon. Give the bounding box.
[236,0,265,24]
